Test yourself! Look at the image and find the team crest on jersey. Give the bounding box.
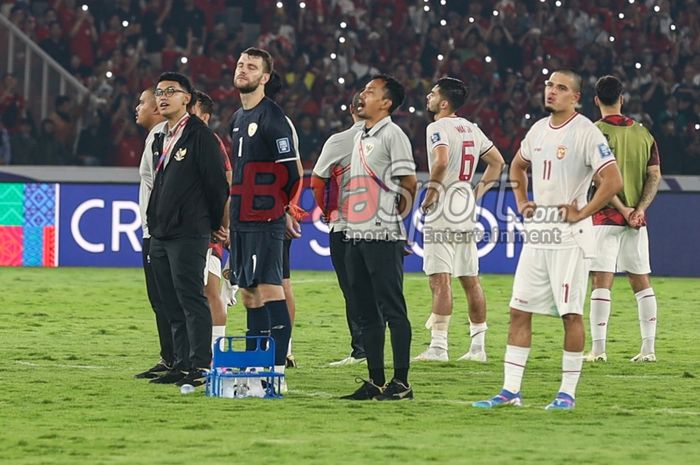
[430,132,441,143]
[248,122,258,137]
[598,143,613,158]
[364,143,374,154]
[174,147,187,161]
[556,145,567,160]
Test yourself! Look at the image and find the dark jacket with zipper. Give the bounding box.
[147,115,229,240]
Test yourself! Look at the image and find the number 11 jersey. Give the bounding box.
[519,112,616,253]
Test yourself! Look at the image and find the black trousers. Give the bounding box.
[346,239,411,376]
[149,236,212,371]
[330,231,365,358]
[141,237,173,365]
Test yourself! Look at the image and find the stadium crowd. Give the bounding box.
[0,0,699,173]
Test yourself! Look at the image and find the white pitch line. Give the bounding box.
[293,275,427,284]
[608,405,700,416]
[289,389,483,406]
[604,374,681,380]
[652,408,700,416]
[16,360,109,369]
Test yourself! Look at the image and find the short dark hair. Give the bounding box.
[595,75,623,106]
[372,74,405,113]
[436,76,469,111]
[554,69,582,92]
[265,71,283,99]
[351,92,362,110]
[242,47,273,73]
[193,90,214,115]
[157,72,193,94]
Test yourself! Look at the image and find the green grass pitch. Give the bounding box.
[1,268,699,465]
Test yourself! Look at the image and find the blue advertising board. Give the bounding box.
[289,185,525,274]
[48,181,697,276]
[58,184,143,267]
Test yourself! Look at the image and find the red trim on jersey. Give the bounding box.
[548,112,579,130]
[516,149,531,163]
[333,165,351,177]
[479,143,495,157]
[600,114,635,127]
[648,140,660,166]
[594,159,617,176]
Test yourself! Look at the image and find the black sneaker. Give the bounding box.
[175,368,208,387]
[135,360,172,379]
[374,379,414,401]
[149,370,186,384]
[285,354,297,368]
[340,378,383,400]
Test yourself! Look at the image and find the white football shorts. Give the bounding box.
[423,238,478,277]
[203,248,222,286]
[510,246,590,317]
[590,225,650,274]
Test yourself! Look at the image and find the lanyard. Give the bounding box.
[156,115,189,172]
[357,134,390,192]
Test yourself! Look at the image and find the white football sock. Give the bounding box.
[469,321,487,353]
[503,345,530,394]
[636,288,657,354]
[275,365,286,376]
[559,351,583,397]
[589,288,611,354]
[427,313,451,351]
[287,338,293,357]
[212,325,226,351]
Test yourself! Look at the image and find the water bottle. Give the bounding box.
[221,375,235,398]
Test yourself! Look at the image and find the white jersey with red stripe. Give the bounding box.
[519,112,616,255]
[425,116,494,231]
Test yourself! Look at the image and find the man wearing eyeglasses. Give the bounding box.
[473,70,623,411]
[146,72,229,388]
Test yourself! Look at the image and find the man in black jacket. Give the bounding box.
[147,72,229,387]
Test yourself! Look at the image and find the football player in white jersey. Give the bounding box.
[473,70,623,410]
[414,77,505,363]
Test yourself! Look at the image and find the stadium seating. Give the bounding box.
[0,1,698,172]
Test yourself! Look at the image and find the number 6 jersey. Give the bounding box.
[425,116,494,231]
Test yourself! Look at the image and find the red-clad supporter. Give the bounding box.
[209,69,238,105]
[68,7,97,69]
[9,0,699,174]
[0,73,26,134]
[160,33,180,71]
[112,120,143,167]
[53,0,76,36]
[99,15,124,59]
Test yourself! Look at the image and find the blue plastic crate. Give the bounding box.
[206,336,284,399]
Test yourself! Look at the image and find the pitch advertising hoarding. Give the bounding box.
[0,182,694,276]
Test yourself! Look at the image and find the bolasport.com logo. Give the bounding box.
[231,161,568,246]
